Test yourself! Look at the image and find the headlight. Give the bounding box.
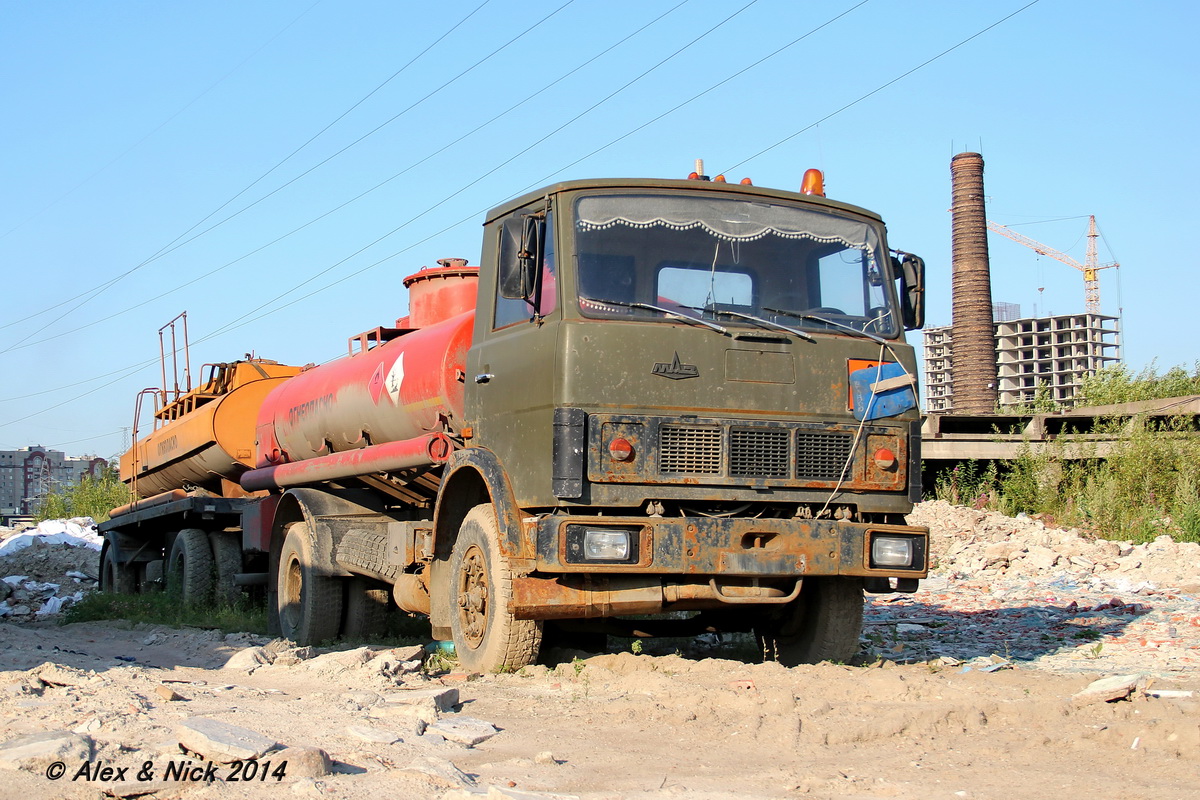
[871,535,914,567]
[585,529,630,560]
[565,525,640,564]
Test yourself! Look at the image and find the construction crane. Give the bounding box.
[986,215,1118,313]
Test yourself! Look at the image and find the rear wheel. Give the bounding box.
[167,529,214,606]
[342,576,392,640]
[100,542,138,594]
[756,577,864,666]
[210,531,243,606]
[277,522,343,645]
[449,504,541,672]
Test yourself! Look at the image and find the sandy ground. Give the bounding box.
[0,620,1197,800]
[1,504,1199,799]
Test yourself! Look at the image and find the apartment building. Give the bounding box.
[0,447,107,518]
[922,312,1121,412]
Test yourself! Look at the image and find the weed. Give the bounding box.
[630,639,643,655]
[1071,629,1101,641]
[423,649,458,673]
[930,362,1200,544]
[63,590,267,635]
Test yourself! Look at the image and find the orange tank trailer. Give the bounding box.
[121,359,303,499]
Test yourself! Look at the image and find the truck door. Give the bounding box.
[465,203,560,507]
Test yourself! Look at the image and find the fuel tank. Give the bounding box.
[121,360,303,498]
[255,261,478,467]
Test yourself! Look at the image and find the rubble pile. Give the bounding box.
[909,500,1200,592]
[861,501,1200,675]
[0,518,101,618]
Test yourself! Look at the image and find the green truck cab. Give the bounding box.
[440,177,929,670]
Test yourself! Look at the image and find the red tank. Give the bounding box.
[254,260,478,468]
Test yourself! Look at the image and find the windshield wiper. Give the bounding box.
[764,307,889,345]
[682,306,813,341]
[581,297,727,334]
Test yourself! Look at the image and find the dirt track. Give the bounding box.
[0,619,1198,800]
[2,504,1199,799]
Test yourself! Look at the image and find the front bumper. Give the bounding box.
[512,515,927,620]
[532,514,928,578]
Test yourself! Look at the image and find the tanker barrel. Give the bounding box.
[240,433,453,492]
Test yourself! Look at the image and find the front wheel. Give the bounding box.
[449,504,542,673]
[756,577,864,666]
[277,521,343,645]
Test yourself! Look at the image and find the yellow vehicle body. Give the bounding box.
[120,360,302,498]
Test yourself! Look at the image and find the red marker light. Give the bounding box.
[714,174,727,183]
[740,177,753,185]
[873,448,897,470]
[609,438,635,461]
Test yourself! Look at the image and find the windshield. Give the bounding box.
[573,193,897,336]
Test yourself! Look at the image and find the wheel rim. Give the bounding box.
[456,544,489,648]
[282,555,303,632]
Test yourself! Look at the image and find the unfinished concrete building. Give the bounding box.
[922,312,1121,411]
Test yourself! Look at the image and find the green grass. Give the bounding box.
[929,416,1200,544]
[62,590,269,635]
[928,361,1200,543]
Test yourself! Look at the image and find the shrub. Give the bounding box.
[35,465,131,522]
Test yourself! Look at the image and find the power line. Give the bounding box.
[0,1,570,357]
[0,1,686,370]
[523,0,873,188]
[0,1,325,246]
[0,0,696,357]
[8,3,1035,433]
[0,1,497,346]
[719,0,1043,175]
[190,1,758,345]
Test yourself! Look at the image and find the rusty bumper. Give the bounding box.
[512,515,928,620]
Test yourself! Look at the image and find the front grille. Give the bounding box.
[730,428,790,478]
[642,419,860,484]
[660,425,722,474]
[796,431,854,480]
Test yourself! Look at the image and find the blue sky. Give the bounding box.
[1,0,1196,458]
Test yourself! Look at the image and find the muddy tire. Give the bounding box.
[210,531,243,607]
[342,576,392,640]
[278,522,343,646]
[756,577,863,666]
[100,542,138,594]
[449,504,541,673]
[167,529,214,606]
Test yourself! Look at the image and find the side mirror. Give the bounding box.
[896,253,925,330]
[499,215,544,304]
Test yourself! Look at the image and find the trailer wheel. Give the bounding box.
[278,521,343,646]
[449,504,541,673]
[167,529,214,606]
[100,541,138,594]
[756,577,864,666]
[210,532,243,607]
[342,576,392,640]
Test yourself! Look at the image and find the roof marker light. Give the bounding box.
[800,168,825,197]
